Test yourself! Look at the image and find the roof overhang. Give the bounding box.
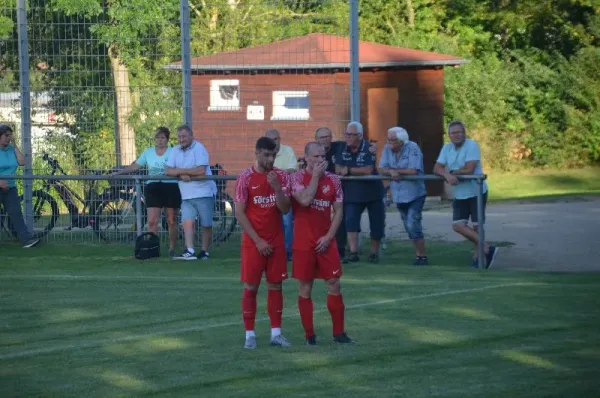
[164,59,470,73]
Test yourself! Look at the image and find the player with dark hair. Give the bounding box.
[234,136,293,349]
[291,142,354,345]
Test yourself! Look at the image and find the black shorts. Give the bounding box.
[452,192,487,225]
[144,182,181,209]
[344,200,385,240]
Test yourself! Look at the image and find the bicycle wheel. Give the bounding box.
[94,193,142,242]
[9,190,59,239]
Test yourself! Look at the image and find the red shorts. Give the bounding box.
[292,242,342,281]
[240,244,288,285]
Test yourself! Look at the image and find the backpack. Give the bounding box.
[135,232,160,260]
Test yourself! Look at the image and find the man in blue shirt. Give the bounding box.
[0,124,40,248]
[335,122,385,263]
[379,127,428,266]
[315,126,379,259]
[434,120,498,268]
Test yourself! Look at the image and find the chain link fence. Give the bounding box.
[1,0,357,243]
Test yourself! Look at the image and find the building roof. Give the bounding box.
[166,33,468,72]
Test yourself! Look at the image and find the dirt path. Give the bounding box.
[363,198,600,272]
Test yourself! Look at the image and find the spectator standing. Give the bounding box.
[165,125,217,261]
[0,124,40,248]
[111,127,181,257]
[379,127,428,265]
[433,121,498,268]
[335,122,385,263]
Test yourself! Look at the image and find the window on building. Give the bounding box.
[208,79,240,111]
[271,91,310,120]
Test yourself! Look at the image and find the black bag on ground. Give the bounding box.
[135,232,160,260]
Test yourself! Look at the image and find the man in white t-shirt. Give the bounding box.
[166,125,217,260]
[265,129,297,261]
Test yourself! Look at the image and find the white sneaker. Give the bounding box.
[244,336,257,349]
[270,334,292,347]
[174,250,197,261]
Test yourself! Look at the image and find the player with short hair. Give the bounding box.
[234,136,293,349]
[291,142,355,345]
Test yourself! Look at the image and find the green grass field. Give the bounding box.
[1,241,599,397]
[487,167,600,201]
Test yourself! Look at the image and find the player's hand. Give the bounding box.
[180,174,191,182]
[255,238,273,257]
[0,180,8,191]
[315,235,332,254]
[390,170,403,181]
[445,174,459,185]
[337,166,348,176]
[267,171,281,191]
[313,160,327,178]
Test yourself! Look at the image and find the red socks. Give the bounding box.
[267,289,283,328]
[298,296,314,338]
[327,294,345,336]
[242,289,257,331]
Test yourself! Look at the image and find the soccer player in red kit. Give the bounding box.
[291,142,355,345]
[234,136,293,349]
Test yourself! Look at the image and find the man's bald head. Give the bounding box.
[304,141,323,156]
[264,128,281,152]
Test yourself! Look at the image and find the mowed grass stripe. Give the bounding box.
[0,283,523,360]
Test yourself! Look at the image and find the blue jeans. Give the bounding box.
[396,195,426,241]
[0,187,34,244]
[282,210,294,256]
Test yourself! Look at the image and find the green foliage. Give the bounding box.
[1,0,599,170]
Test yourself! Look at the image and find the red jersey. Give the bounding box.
[235,166,291,247]
[291,170,343,251]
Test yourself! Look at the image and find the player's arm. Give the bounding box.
[327,202,343,239]
[268,171,291,214]
[274,185,291,214]
[234,202,262,244]
[292,175,319,207]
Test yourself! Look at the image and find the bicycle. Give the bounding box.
[0,152,122,240]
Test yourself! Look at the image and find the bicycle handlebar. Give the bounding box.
[42,152,66,175]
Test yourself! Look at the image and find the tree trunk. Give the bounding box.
[109,44,136,166]
[406,0,415,27]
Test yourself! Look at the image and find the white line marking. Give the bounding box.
[0,283,529,360]
[0,275,239,282]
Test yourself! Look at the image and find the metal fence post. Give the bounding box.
[16,0,33,232]
[135,179,143,237]
[349,0,360,122]
[476,177,486,269]
[180,0,193,127]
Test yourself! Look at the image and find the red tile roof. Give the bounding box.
[167,33,467,72]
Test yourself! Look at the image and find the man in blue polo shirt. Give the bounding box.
[434,120,498,269]
[335,121,385,263]
[166,125,217,260]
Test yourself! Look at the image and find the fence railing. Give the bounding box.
[0,173,489,269]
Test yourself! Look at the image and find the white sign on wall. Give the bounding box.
[247,105,264,120]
